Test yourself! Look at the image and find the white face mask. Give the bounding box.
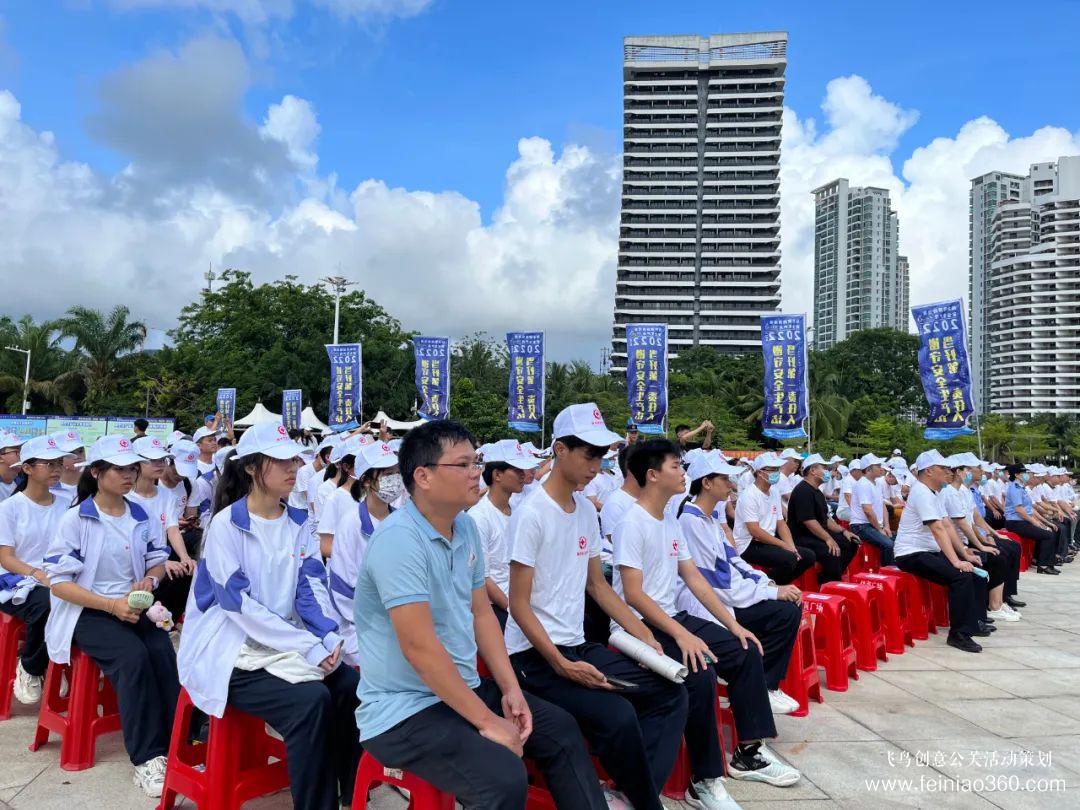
[374,472,404,503]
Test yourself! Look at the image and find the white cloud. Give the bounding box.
[260,94,320,173]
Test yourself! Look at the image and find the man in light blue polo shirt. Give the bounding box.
[354,420,605,810]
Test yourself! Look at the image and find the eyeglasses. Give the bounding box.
[30,460,64,469]
[428,461,485,472]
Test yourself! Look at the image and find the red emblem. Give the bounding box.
[47,438,57,448]
[578,537,587,550]
[672,539,678,552]
[277,425,288,437]
[119,439,129,448]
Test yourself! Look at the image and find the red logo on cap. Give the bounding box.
[592,408,601,422]
[119,439,129,448]
[47,438,57,448]
[67,431,76,440]
[381,443,390,452]
[277,425,288,437]
[515,442,522,453]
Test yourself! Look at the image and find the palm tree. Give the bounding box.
[0,315,76,412]
[56,305,147,402]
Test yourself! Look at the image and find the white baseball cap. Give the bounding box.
[483,439,541,470]
[838,464,850,475]
[848,459,863,471]
[317,434,341,452]
[330,435,365,464]
[779,448,802,460]
[18,435,71,464]
[233,422,305,461]
[520,441,542,457]
[860,453,886,468]
[80,435,143,468]
[885,456,907,470]
[133,436,171,461]
[354,441,399,479]
[0,430,26,450]
[687,453,743,482]
[165,430,186,449]
[170,439,199,479]
[801,452,828,469]
[192,426,217,443]
[213,446,234,472]
[50,430,85,453]
[892,448,903,456]
[827,455,845,464]
[752,452,782,472]
[552,403,621,447]
[915,449,949,471]
[683,447,706,467]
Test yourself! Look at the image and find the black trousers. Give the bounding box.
[228,665,362,810]
[974,547,1007,591]
[985,512,1006,530]
[793,532,857,584]
[647,612,774,783]
[740,540,816,585]
[0,587,50,676]
[1052,520,1072,558]
[993,536,1022,599]
[155,528,201,618]
[733,600,802,690]
[511,643,687,810]
[1004,520,1057,566]
[895,552,984,636]
[72,609,179,765]
[492,604,509,632]
[363,679,606,810]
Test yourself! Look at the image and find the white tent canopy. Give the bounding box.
[373,410,425,432]
[301,407,329,434]
[233,402,281,427]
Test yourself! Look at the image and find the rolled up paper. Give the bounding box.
[608,629,688,684]
[127,590,155,610]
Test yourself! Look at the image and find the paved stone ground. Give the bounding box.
[3,563,1080,809]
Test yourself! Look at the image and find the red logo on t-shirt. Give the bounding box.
[671,538,679,556]
[576,536,588,557]
[578,537,587,549]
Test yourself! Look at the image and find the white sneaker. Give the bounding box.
[768,689,799,714]
[688,777,742,809]
[133,755,167,798]
[729,745,801,787]
[12,660,42,704]
[987,607,1020,623]
[1003,604,1022,619]
[603,788,632,810]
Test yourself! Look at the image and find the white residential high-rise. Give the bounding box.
[811,179,906,349]
[611,33,786,371]
[984,156,1080,415]
[969,170,1025,411]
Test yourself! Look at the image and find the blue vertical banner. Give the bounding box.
[625,323,668,435]
[216,388,236,425]
[911,299,976,440]
[414,336,450,420]
[760,314,809,440]
[282,389,302,431]
[326,343,362,430]
[506,331,544,432]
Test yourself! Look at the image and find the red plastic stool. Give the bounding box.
[999,530,1031,572]
[912,578,939,635]
[802,593,858,691]
[794,565,820,593]
[880,566,930,641]
[856,543,882,574]
[920,579,950,628]
[851,572,911,654]
[780,614,821,716]
[0,613,25,721]
[662,740,692,799]
[29,648,121,770]
[713,681,736,776]
[526,785,558,809]
[819,581,888,671]
[158,688,289,809]
[354,753,455,810]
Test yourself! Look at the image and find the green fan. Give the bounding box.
[127,590,155,611]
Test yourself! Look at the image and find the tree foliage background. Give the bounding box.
[2,273,1077,464]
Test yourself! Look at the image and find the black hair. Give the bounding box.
[12,471,28,494]
[801,462,822,478]
[483,461,514,487]
[134,418,149,431]
[1005,463,1025,481]
[617,443,637,477]
[674,424,691,435]
[688,473,721,497]
[317,446,332,463]
[399,420,476,494]
[556,435,607,459]
[627,438,682,488]
[75,461,140,505]
[212,451,285,515]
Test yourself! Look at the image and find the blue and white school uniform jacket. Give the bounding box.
[177,498,344,717]
[43,498,169,664]
[327,500,389,667]
[676,501,778,615]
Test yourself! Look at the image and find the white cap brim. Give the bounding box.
[138,450,172,461]
[562,427,622,447]
[86,451,144,468]
[173,460,198,479]
[505,457,541,470]
[19,448,71,464]
[238,440,306,461]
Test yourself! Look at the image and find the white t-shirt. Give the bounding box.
[894,480,946,558]
[307,468,328,513]
[159,481,189,526]
[469,494,511,598]
[317,486,355,536]
[839,474,859,506]
[612,503,690,623]
[850,477,884,526]
[291,461,318,510]
[599,488,636,562]
[939,485,969,520]
[96,511,138,598]
[504,488,601,654]
[0,480,16,503]
[773,472,798,501]
[50,481,78,506]
[876,476,893,504]
[314,478,339,520]
[0,491,70,568]
[509,479,543,511]
[584,472,619,506]
[190,475,214,529]
[127,485,179,537]
[732,484,782,554]
[247,512,299,619]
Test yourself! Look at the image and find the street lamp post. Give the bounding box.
[4,346,31,415]
[322,276,356,344]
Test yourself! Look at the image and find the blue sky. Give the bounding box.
[6,1,1078,218]
[2,0,1080,363]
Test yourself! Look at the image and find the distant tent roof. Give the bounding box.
[373,410,425,432]
[301,407,329,434]
[234,402,281,427]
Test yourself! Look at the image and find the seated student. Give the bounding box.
[355,420,605,810]
[1002,464,1061,575]
[317,436,364,558]
[785,454,858,584]
[892,450,989,654]
[1043,468,1079,553]
[848,454,895,565]
[0,436,72,705]
[599,443,642,566]
[964,457,1024,618]
[326,441,401,665]
[616,439,800,804]
[468,440,539,630]
[49,429,85,504]
[43,435,178,797]
[1030,465,1075,563]
[979,464,1007,528]
[291,435,333,511]
[676,454,802,716]
[0,431,25,504]
[178,422,360,810]
[733,454,815,585]
[834,460,862,522]
[506,404,688,810]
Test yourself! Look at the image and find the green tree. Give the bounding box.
[55,305,147,409]
[0,315,77,413]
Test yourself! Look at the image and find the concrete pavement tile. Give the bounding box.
[864,649,948,672]
[989,647,1080,669]
[936,698,1080,738]
[0,714,53,792]
[774,703,883,743]
[874,670,1014,702]
[767,740,935,801]
[897,646,1034,671]
[815,671,920,704]
[830,699,988,742]
[966,668,1080,698]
